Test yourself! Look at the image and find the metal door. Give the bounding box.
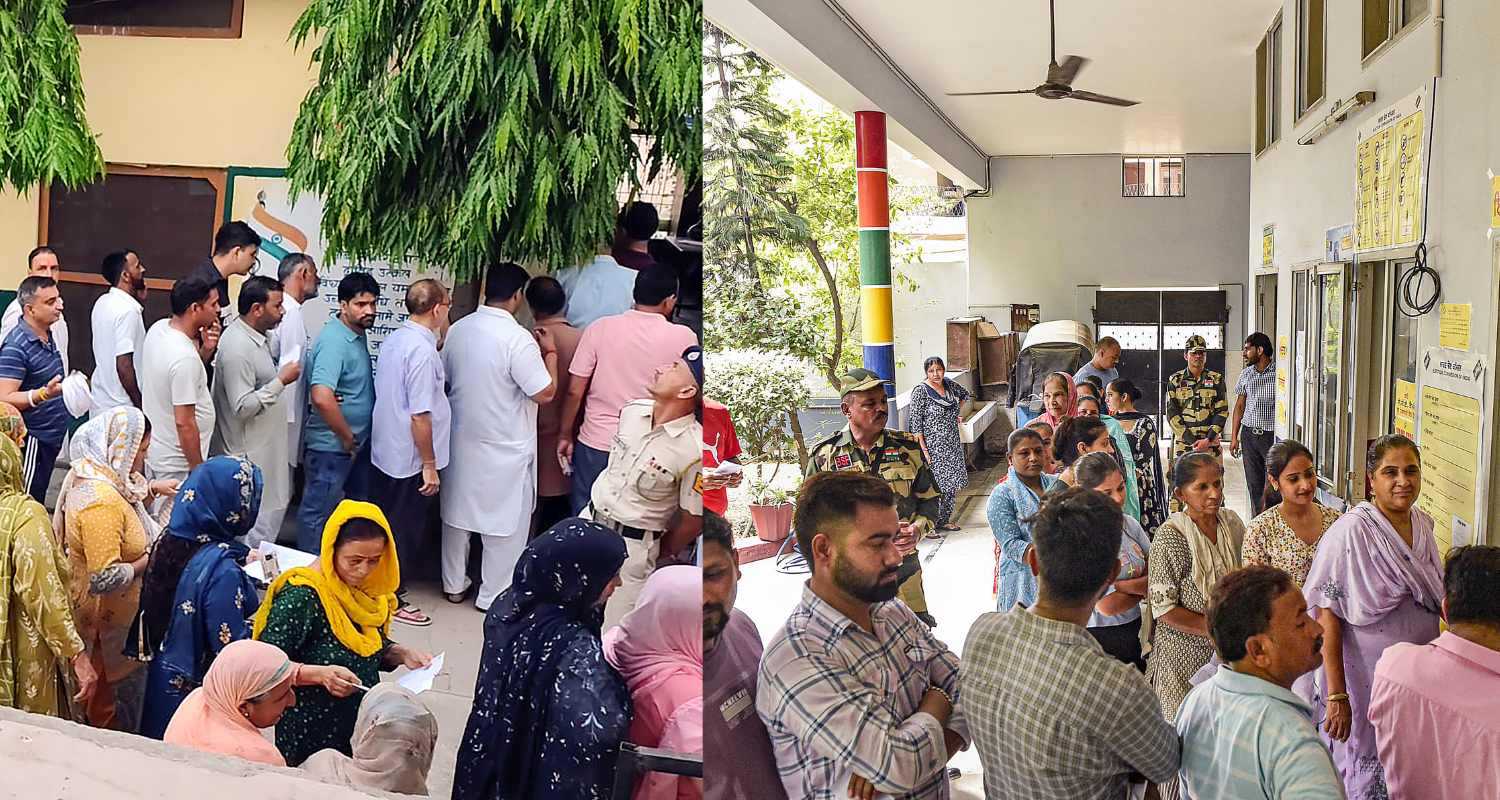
[1094,290,1164,415]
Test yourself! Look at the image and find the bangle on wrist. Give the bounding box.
[928,684,954,707]
[1327,692,1349,703]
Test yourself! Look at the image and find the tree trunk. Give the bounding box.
[773,195,845,387]
[787,407,810,476]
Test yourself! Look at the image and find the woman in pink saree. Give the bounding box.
[1303,435,1443,799]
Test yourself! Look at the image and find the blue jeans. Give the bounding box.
[568,442,611,515]
[296,443,371,552]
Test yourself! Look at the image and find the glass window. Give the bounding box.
[1297,0,1325,116]
[1316,272,1344,482]
[1121,157,1184,197]
[1291,270,1310,443]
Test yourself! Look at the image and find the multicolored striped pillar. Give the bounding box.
[855,111,895,398]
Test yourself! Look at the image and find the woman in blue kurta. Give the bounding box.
[990,427,1059,611]
[131,457,264,738]
[452,518,632,800]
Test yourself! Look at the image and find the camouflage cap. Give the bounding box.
[838,367,890,395]
[1184,335,1208,353]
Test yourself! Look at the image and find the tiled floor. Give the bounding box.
[736,450,1253,796]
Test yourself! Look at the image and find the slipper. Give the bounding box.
[925,530,947,540]
[941,524,963,532]
[444,592,467,604]
[394,603,432,626]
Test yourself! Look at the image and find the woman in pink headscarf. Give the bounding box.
[163,639,298,766]
[604,565,703,800]
[1037,371,1078,428]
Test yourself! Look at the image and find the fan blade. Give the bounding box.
[1068,90,1139,107]
[945,89,1036,97]
[1047,55,1088,87]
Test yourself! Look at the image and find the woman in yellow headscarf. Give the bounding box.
[0,434,96,717]
[252,500,432,765]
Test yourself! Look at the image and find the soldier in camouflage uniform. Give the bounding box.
[808,368,942,627]
[1165,334,1229,461]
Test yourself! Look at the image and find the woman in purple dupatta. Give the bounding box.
[1303,435,1443,800]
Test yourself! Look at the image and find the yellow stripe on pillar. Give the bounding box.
[861,285,893,344]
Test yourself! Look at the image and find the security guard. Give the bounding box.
[808,368,941,627]
[1164,334,1229,462]
[592,346,704,629]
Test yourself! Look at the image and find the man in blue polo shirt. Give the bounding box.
[0,275,70,502]
[297,271,379,551]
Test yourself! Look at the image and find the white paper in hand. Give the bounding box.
[242,543,318,583]
[396,652,445,694]
[278,344,302,370]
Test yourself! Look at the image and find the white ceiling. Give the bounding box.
[839,0,1284,156]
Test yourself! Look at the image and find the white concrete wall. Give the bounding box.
[0,708,410,799]
[966,154,1253,323]
[893,256,971,392]
[1248,0,1500,535]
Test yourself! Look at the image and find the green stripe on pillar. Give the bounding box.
[858,229,891,285]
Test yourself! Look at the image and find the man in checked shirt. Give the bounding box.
[757,470,969,800]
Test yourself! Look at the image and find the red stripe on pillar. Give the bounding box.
[857,171,889,227]
[855,111,888,169]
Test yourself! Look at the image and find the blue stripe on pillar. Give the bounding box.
[862,344,896,398]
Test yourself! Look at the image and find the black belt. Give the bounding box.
[1242,424,1273,437]
[592,508,660,540]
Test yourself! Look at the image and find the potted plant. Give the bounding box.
[746,480,794,542]
[705,349,814,542]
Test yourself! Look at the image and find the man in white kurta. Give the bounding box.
[210,276,299,547]
[440,263,558,612]
[1,246,69,372]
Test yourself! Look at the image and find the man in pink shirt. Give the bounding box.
[1369,545,1500,800]
[556,264,698,512]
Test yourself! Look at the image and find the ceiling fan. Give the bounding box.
[946,0,1139,107]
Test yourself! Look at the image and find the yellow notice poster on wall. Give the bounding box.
[1439,303,1472,351]
[1356,88,1427,251]
[1416,385,1480,555]
[1262,225,1274,267]
[1275,335,1290,430]
[1492,175,1500,228]
[1415,349,1487,554]
[1394,380,1417,440]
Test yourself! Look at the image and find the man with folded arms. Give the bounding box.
[1370,545,1500,800]
[758,470,968,800]
[1176,565,1341,798]
[963,487,1178,799]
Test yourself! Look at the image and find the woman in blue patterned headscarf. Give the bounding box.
[130,456,263,738]
[452,518,632,800]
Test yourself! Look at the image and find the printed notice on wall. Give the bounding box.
[1275,335,1290,431]
[1393,380,1418,440]
[1439,304,1472,351]
[1356,88,1427,252]
[1262,224,1275,267]
[1415,349,1486,556]
[1492,175,1500,228]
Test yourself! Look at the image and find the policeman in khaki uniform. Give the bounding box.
[1164,334,1229,462]
[591,346,704,629]
[809,368,942,627]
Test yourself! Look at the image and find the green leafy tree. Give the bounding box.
[0,0,104,191]
[286,0,699,279]
[707,348,813,479]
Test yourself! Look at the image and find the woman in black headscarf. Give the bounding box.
[452,518,631,800]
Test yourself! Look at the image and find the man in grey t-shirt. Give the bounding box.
[1074,336,1121,389]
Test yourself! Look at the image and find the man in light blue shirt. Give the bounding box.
[370,278,452,626]
[1073,335,1120,388]
[296,271,379,552]
[554,251,635,329]
[1176,565,1344,799]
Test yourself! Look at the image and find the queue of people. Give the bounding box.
[0,203,707,800]
[708,423,1500,800]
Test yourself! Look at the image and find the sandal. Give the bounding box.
[444,592,467,604]
[394,603,433,626]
